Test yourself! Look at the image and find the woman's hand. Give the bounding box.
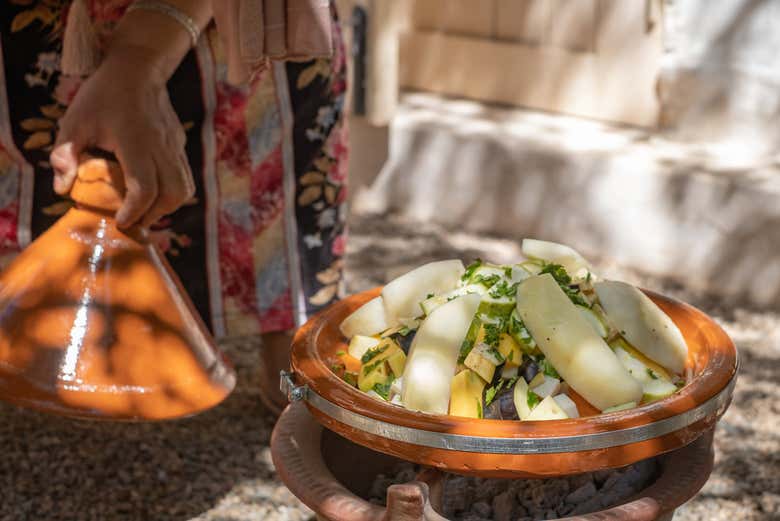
[50,44,194,228]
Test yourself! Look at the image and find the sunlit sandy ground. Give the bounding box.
[0,213,776,521]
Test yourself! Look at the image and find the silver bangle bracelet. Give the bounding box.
[126,1,201,47]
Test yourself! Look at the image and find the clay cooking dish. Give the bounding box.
[288,287,737,478]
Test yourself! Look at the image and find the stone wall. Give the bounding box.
[661,0,780,162]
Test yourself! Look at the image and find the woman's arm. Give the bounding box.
[51,0,213,228]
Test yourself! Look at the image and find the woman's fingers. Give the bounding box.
[50,127,89,195]
[115,144,158,228]
[139,146,195,228]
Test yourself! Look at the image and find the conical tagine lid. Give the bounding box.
[0,153,235,420]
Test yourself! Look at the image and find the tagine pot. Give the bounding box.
[271,403,714,521]
[285,287,737,478]
[0,153,235,420]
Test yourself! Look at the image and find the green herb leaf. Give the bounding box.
[538,357,560,379]
[397,326,412,337]
[646,368,659,380]
[472,273,501,288]
[540,263,589,307]
[503,266,514,278]
[336,350,346,356]
[361,342,390,364]
[483,323,502,348]
[488,280,519,299]
[372,382,392,400]
[426,293,434,299]
[342,371,358,387]
[331,362,346,373]
[484,385,498,406]
[462,259,483,281]
[527,390,541,409]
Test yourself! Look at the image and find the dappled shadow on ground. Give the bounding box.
[0,338,312,521]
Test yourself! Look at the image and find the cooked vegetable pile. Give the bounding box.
[336,239,688,420]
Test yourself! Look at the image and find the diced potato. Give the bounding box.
[402,293,482,414]
[464,342,501,383]
[516,274,643,411]
[382,260,465,323]
[526,395,569,421]
[449,369,486,418]
[500,364,519,380]
[642,379,678,403]
[595,280,688,374]
[553,394,580,418]
[497,334,523,367]
[340,296,389,338]
[386,349,407,377]
[348,335,380,360]
[513,378,532,420]
[531,375,560,398]
[521,239,591,280]
[358,361,390,392]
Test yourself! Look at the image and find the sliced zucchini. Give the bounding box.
[642,379,678,403]
[602,401,637,413]
[340,296,389,338]
[594,280,688,375]
[348,335,380,360]
[577,305,608,338]
[516,274,643,411]
[507,309,539,355]
[401,293,482,414]
[449,369,486,418]
[512,377,532,420]
[358,361,390,392]
[382,259,465,324]
[526,395,569,421]
[521,239,592,280]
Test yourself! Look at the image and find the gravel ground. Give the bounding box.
[0,212,777,521]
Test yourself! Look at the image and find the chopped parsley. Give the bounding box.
[342,371,358,387]
[483,323,502,348]
[484,385,498,406]
[331,362,346,373]
[425,293,434,299]
[539,263,590,307]
[646,368,659,380]
[336,350,346,356]
[361,358,385,375]
[488,280,519,299]
[527,390,541,409]
[372,382,392,400]
[397,325,413,336]
[462,259,483,281]
[508,313,537,352]
[361,342,390,364]
[538,357,561,379]
[472,273,501,288]
[503,266,514,278]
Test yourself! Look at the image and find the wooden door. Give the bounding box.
[399,0,664,127]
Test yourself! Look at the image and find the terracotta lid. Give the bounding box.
[0,154,235,420]
[289,287,738,477]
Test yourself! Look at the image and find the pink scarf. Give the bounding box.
[61,0,333,85]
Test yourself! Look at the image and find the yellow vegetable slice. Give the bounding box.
[449,369,486,418]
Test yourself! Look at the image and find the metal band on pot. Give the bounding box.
[280,365,737,454]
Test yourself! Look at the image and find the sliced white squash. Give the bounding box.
[401,293,482,414]
[526,395,569,421]
[614,345,665,385]
[530,375,560,398]
[602,401,637,413]
[348,335,380,360]
[512,377,532,420]
[521,239,592,280]
[595,280,688,374]
[340,296,389,338]
[516,274,643,411]
[642,379,678,403]
[578,305,608,338]
[382,260,465,323]
[553,394,580,418]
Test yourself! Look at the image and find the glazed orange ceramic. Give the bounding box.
[289,287,738,478]
[0,154,235,420]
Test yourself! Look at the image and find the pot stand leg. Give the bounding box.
[384,482,448,521]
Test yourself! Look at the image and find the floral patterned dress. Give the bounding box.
[0,0,348,338]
